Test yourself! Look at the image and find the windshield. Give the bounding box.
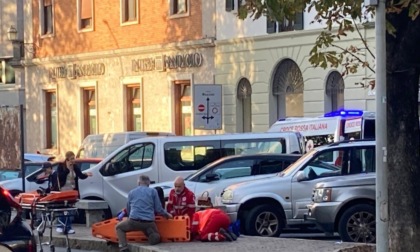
[278,148,318,177]
[184,158,227,181]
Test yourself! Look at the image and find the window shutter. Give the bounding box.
[267,19,277,34]
[225,0,234,12]
[294,11,304,30]
[81,0,92,19]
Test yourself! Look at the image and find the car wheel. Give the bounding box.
[245,204,285,237]
[338,204,376,243]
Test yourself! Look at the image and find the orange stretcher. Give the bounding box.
[92,216,190,243]
[16,190,79,252]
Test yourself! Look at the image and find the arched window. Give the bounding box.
[271,59,304,121]
[325,71,345,112]
[237,78,252,132]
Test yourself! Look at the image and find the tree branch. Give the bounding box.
[352,18,376,60]
[332,44,376,73]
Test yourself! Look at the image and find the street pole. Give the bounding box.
[20,104,25,192]
[375,0,388,250]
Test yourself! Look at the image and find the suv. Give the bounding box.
[220,140,376,237]
[306,173,376,243]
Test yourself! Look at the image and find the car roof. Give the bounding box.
[315,140,376,151]
[24,153,55,162]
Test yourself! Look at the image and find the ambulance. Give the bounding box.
[267,110,376,150]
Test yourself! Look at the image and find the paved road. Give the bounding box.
[41,245,101,252]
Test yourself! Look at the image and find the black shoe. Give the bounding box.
[219,228,234,242]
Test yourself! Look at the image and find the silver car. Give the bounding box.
[306,173,376,243]
[220,140,376,237]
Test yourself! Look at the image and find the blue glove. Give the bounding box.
[117,209,126,221]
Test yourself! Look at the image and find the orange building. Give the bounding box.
[25,0,216,156]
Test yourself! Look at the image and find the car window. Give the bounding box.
[78,162,99,171]
[198,159,255,181]
[0,171,20,181]
[25,164,43,175]
[301,149,344,180]
[259,159,289,175]
[106,143,155,175]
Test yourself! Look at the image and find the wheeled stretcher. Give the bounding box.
[15,190,79,252]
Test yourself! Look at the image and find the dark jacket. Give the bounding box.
[51,163,88,194]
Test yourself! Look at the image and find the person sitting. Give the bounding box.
[115,175,172,252]
[166,176,196,220]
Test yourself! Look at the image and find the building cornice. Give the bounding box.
[24,38,216,66]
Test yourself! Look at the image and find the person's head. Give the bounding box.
[138,175,150,187]
[65,151,76,165]
[41,162,53,175]
[174,176,185,195]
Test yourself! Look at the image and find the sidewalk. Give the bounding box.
[39,224,376,252]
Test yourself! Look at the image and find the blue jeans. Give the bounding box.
[57,210,75,231]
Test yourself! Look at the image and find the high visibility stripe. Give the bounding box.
[207,233,212,241]
[192,221,199,225]
[214,232,219,241]
[187,204,196,208]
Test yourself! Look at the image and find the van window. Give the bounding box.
[164,141,220,171]
[105,143,155,175]
[221,138,287,155]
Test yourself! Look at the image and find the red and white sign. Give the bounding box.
[198,104,205,112]
[344,118,362,133]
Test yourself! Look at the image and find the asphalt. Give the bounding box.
[35,224,376,252]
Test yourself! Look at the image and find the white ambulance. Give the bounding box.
[267,110,375,150]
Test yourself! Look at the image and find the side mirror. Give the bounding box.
[296,171,308,182]
[205,173,219,181]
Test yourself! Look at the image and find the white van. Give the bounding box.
[268,110,375,149]
[78,132,304,216]
[76,131,174,158]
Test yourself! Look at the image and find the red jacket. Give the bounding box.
[166,187,196,219]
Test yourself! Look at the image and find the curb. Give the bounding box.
[40,235,166,252]
[334,244,376,252]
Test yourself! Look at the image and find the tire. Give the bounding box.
[244,204,285,237]
[338,204,376,243]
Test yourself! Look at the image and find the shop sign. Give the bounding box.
[49,63,106,80]
[132,52,203,72]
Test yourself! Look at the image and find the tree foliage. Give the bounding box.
[238,0,420,88]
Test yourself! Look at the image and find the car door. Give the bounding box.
[290,148,347,220]
[193,158,257,204]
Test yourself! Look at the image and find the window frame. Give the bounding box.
[168,0,190,19]
[45,89,58,149]
[174,80,192,136]
[77,0,94,32]
[39,0,55,37]
[0,60,15,84]
[120,0,139,26]
[126,84,143,131]
[82,87,97,138]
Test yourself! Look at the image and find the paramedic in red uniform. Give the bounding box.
[166,176,196,220]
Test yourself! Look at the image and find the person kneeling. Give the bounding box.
[115,175,172,252]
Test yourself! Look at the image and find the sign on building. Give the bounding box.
[193,84,222,130]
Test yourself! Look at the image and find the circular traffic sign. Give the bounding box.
[198,104,205,112]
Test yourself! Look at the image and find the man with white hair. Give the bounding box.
[166,176,196,220]
[115,175,172,252]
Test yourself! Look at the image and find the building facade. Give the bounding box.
[214,0,376,133]
[24,0,216,155]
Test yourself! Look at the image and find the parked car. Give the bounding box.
[305,173,376,243]
[0,185,36,252]
[0,158,102,197]
[0,170,21,182]
[152,153,302,204]
[220,139,376,237]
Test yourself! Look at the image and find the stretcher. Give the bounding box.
[16,190,79,252]
[92,215,190,243]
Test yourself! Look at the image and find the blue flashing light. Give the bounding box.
[324,109,364,117]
